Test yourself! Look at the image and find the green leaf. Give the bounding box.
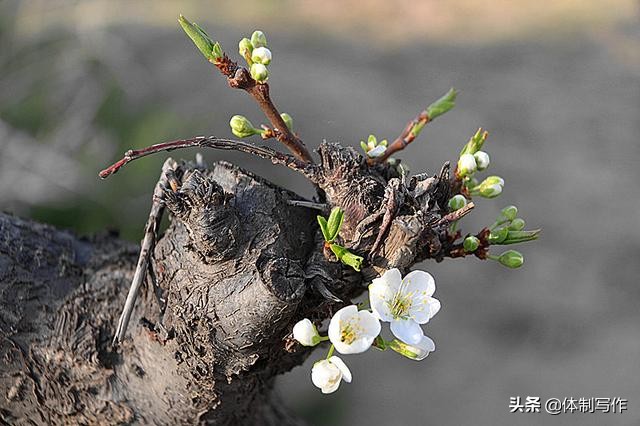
[426,87,457,120]
[460,128,489,156]
[178,15,220,61]
[330,244,363,272]
[500,229,541,245]
[373,335,388,351]
[326,207,344,242]
[317,216,330,241]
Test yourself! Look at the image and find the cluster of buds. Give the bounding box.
[485,205,540,268]
[360,134,388,159]
[317,207,363,271]
[292,268,440,393]
[239,30,272,83]
[456,129,504,198]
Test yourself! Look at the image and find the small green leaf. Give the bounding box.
[178,15,220,61]
[500,229,541,245]
[460,128,489,156]
[330,244,363,272]
[373,335,388,351]
[317,216,330,241]
[326,207,344,242]
[426,87,457,120]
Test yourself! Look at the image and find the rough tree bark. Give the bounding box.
[1,136,477,425]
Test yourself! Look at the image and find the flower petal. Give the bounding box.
[402,270,436,297]
[418,335,436,353]
[369,268,402,322]
[321,379,341,394]
[328,305,358,349]
[329,356,352,383]
[390,318,424,345]
[427,297,441,318]
[409,296,441,324]
[359,310,382,338]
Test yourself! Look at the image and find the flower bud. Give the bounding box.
[388,336,435,361]
[280,112,293,130]
[477,176,504,198]
[229,115,260,138]
[250,63,269,83]
[488,227,509,244]
[482,176,504,187]
[509,218,525,231]
[479,183,502,198]
[474,150,490,170]
[457,153,477,177]
[250,30,267,48]
[463,236,480,252]
[238,37,253,61]
[448,194,467,211]
[500,205,518,221]
[497,250,524,268]
[251,46,272,65]
[293,318,321,346]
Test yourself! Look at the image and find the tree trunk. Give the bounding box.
[1,135,465,424]
[0,161,341,425]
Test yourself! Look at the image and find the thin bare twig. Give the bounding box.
[112,158,176,346]
[436,202,475,226]
[369,110,430,164]
[99,136,313,180]
[287,200,327,211]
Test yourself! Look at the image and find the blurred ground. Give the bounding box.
[1,1,639,425]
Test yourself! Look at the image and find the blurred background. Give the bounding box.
[1,1,639,425]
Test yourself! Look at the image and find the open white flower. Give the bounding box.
[293,318,321,346]
[311,356,352,394]
[328,305,381,354]
[369,268,440,345]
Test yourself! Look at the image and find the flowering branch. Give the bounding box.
[178,16,314,164]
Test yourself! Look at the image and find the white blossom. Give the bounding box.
[293,318,321,346]
[328,305,381,354]
[311,356,352,394]
[369,268,440,345]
